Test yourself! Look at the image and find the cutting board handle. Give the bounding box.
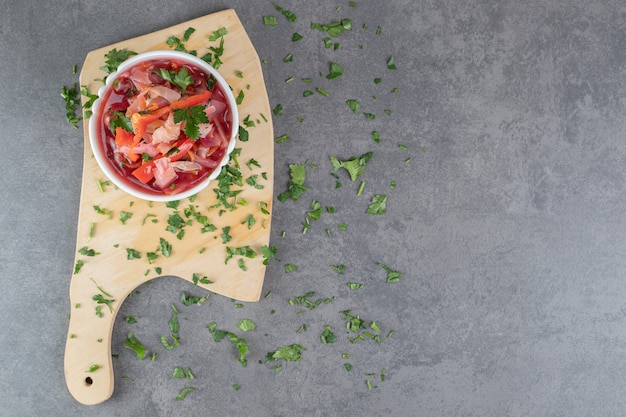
[64,282,120,405]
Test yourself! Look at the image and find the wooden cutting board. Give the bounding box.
[64,9,273,405]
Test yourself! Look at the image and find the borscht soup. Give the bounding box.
[93,55,235,197]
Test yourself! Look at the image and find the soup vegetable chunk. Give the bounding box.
[98,58,233,195]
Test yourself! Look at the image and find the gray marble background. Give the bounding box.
[3,1,626,416]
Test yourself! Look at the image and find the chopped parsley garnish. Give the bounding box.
[124,332,146,360]
[386,56,397,70]
[292,32,303,42]
[208,26,228,41]
[326,62,343,79]
[377,262,403,283]
[192,273,212,285]
[61,83,82,128]
[237,319,257,332]
[273,3,297,22]
[86,364,100,373]
[320,326,337,344]
[275,134,290,143]
[175,387,197,401]
[265,344,304,363]
[310,19,352,37]
[366,194,388,215]
[208,322,249,366]
[263,15,278,26]
[261,245,279,265]
[277,163,308,202]
[346,99,360,114]
[78,246,98,257]
[155,66,193,94]
[109,111,133,133]
[119,211,133,225]
[284,263,297,273]
[330,152,373,182]
[159,237,172,257]
[100,48,137,75]
[126,248,141,260]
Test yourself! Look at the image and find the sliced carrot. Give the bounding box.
[169,89,212,109]
[131,106,171,146]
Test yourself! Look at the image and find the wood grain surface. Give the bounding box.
[64,9,273,405]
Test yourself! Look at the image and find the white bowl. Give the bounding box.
[89,50,239,202]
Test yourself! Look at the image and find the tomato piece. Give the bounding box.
[131,161,156,184]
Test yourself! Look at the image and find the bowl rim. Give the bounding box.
[88,49,239,202]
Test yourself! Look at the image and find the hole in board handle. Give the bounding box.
[85,376,93,387]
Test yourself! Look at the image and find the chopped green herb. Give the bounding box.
[316,87,329,97]
[236,89,245,105]
[387,56,397,70]
[284,263,297,273]
[371,131,381,143]
[346,99,360,114]
[159,238,172,257]
[283,53,294,62]
[378,262,403,282]
[124,332,146,360]
[175,387,197,401]
[292,32,303,41]
[275,134,290,143]
[126,248,141,260]
[265,344,303,363]
[237,319,257,332]
[183,27,196,42]
[263,15,279,26]
[366,195,388,215]
[330,152,373,182]
[320,325,337,344]
[277,163,308,202]
[86,364,100,373]
[310,19,352,37]
[78,246,98,257]
[208,26,228,41]
[364,112,376,120]
[125,316,138,324]
[61,83,81,128]
[100,48,137,75]
[326,62,343,79]
[347,283,364,290]
[303,90,314,97]
[273,103,284,116]
[173,105,209,140]
[208,322,249,366]
[273,3,297,22]
[120,211,133,225]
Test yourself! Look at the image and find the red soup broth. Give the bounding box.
[95,58,234,196]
